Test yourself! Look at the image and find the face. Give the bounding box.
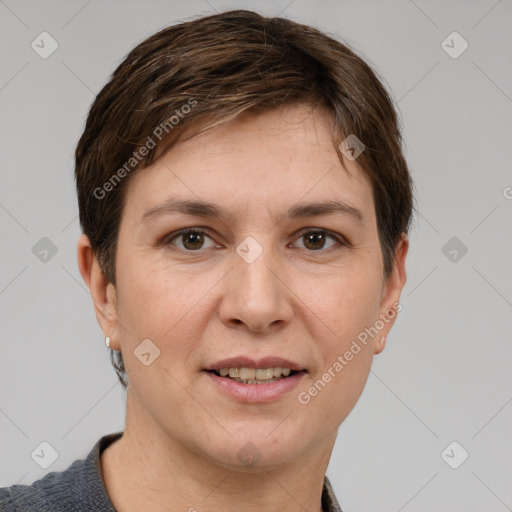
[86,104,407,470]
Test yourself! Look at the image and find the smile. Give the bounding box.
[203,368,307,403]
[209,366,296,384]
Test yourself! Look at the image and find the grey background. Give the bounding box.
[1,0,511,510]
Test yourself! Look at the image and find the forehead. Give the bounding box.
[123,105,375,227]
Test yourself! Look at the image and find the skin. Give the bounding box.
[77,104,408,512]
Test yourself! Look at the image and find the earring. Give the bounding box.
[105,336,111,348]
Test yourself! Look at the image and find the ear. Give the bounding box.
[373,233,409,355]
[77,234,121,350]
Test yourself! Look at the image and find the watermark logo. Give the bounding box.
[236,236,263,264]
[31,32,58,59]
[31,441,59,469]
[237,442,262,467]
[338,134,365,161]
[441,31,469,59]
[441,236,468,263]
[32,237,58,263]
[441,441,469,469]
[134,338,161,366]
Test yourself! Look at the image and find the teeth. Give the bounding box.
[231,377,279,384]
[255,368,274,380]
[239,368,256,380]
[216,367,295,380]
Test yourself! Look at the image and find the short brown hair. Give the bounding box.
[75,9,415,388]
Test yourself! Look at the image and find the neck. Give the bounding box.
[101,391,336,512]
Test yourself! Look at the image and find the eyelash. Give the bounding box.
[163,227,348,253]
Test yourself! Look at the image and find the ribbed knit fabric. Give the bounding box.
[0,432,121,511]
[0,431,343,511]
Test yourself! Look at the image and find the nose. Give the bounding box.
[218,244,294,333]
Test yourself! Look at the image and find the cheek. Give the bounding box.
[118,246,383,356]
[118,255,197,322]
[294,265,380,410]
[114,263,202,404]
[299,263,382,344]
[115,256,217,367]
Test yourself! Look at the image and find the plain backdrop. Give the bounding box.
[1,1,511,511]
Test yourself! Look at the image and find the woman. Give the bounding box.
[1,9,413,512]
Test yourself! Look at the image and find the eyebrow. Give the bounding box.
[140,196,364,225]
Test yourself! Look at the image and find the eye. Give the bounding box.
[164,227,347,253]
[292,229,346,252]
[165,228,217,251]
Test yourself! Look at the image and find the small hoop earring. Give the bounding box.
[105,336,111,348]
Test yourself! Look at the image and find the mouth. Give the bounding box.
[203,364,307,403]
[204,367,306,384]
[202,357,308,403]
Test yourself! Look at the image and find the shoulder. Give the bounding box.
[0,457,87,512]
[0,432,123,512]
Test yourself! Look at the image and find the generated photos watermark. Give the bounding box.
[93,98,197,200]
[298,301,403,405]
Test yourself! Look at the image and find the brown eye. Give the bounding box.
[180,231,204,250]
[166,228,216,251]
[164,227,345,254]
[303,231,327,250]
[294,229,344,252]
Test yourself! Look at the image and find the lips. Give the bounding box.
[202,356,307,403]
[203,356,306,372]
[204,368,306,403]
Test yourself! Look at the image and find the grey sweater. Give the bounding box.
[0,431,343,511]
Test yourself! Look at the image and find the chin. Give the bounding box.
[197,425,308,471]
